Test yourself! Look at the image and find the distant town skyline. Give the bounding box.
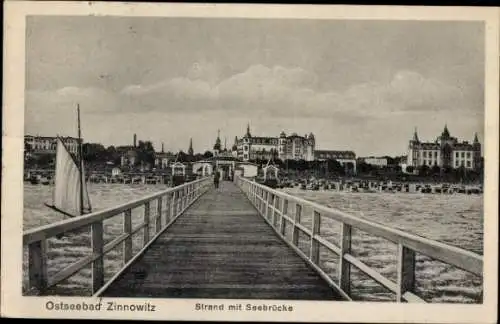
[25,16,485,157]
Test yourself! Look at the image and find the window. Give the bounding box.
[467,152,471,158]
[423,151,427,158]
[461,152,465,158]
[434,151,438,158]
[455,160,459,167]
[467,161,471,168]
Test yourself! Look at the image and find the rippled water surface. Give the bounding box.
[23,183,483,303]
[279,187,483,303]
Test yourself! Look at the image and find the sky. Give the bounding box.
[25,16,485,156]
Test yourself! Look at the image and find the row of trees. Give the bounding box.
[24,140,218,169]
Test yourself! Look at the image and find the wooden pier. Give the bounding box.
[23,176,483,302]
[99,182,342,300]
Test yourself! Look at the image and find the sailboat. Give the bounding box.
[44,104,92,218]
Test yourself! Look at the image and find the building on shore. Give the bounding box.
[231,124,315,162]
[314,150,357,174]
[119,134,139,167]
[210,125,358,174]
[154,142,176,169]
[358,156,388,168]
[24,135,80,157]
[407,125,481,170]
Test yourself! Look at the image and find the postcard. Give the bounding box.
[1,2,498,323]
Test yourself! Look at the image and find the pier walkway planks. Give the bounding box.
[101,181,343,300]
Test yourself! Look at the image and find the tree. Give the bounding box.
[105,145,121,165]
[327,159,345,175]
[296,159,307,172]
[406,165,414,174]
[456,166,467,182]
[193,153,204,161]
[417,164,430,176]
[357,161,373,175]
[203,151,214,159]
[176,150,188,163]
[24,142,33,161]
[345,162,355,176]
[35,154,55,167]
[430,164,441,176]
[136,140,155,166]
[82,143,107,162]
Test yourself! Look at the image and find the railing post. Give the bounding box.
[339,222,352,295]
[123,209,132,263]
[156,197,162,233]
[255,188,260,212]
[264,192,269,217]
[397,244,416,302]
[310,211,321,264]
[259,188,264,213]
[292,204,302,246]
[266,193,273,221]
[171,191,177,218]
[143,202,150,246]
[176,190,181,215]
[279,199,288,236]
[165,193,171,224]
[272,195,279,227]
[91,221,104,293]
[28,240,48,294]
[180,187,185,211]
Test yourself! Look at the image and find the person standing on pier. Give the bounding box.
[214,170,220,189]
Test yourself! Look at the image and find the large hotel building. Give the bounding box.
[24,135,80,156]
[212,124,357,171]
[230,124,316,161]
[407,125,481,170]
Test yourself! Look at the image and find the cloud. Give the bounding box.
[27,65,475,124]
[26,87,119,114]
[118,64,471,120]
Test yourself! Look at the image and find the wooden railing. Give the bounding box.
[23,177,211,296]
[235,176,483,302]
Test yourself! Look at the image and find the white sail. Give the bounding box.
[51,138,91,216]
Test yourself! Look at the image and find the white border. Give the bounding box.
[2,2,499,323]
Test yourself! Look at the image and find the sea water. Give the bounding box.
[22,183,483,302]
[280,187,483,303]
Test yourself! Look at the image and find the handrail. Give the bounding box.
[23,176,212,296]
[235,176,483,303]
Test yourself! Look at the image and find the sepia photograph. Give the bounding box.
[2,2,498,322]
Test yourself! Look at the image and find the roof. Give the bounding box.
[155,152,175,158]
[25,135,79,141]
[237,161,259,166]
[315,150,356,156]
[203,156,242,162]
[193,160,214,164]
